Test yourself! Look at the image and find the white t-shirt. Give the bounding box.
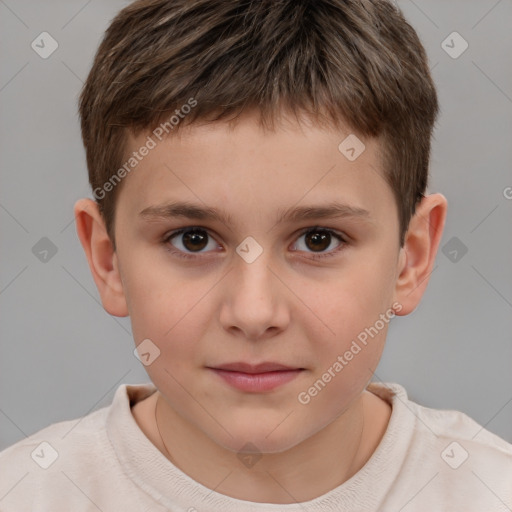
[0,381,511,511]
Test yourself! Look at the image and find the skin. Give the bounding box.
[74,109,447,504]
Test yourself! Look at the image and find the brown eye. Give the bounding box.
[292,227,346,258]
[304,231,331,252]
[182,229,209,251]
[167,228,218,254]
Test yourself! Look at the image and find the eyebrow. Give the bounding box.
[139,200,373,226]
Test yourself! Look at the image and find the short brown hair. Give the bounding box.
[79,0,438,248]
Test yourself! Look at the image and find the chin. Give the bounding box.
[210,421,310,455]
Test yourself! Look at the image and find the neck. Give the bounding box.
[149,390,388,504]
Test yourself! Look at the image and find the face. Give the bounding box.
[113,111,403,454]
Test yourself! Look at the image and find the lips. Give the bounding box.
[210,362,302,374]
[207,362,305,392]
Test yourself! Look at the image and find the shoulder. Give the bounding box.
[0,401,110,502]
[406,389,512,461]
[370,381,512,457]
[410,398,512,508]
[0,383,154,509]
[369,382,512,510]
[0,402,109,466]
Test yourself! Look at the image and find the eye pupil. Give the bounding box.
[183,229,208,251]
[305,231,330,252]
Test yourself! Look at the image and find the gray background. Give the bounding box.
[0,0,511,452]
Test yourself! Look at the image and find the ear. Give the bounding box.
[392,193,448,315]
[73,198,129,317]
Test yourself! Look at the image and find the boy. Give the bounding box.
[1,0,511,510]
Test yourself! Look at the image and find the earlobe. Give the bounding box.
[73,198,129,317]
[392,193,448,315]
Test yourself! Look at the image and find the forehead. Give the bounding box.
[116,111,395,229]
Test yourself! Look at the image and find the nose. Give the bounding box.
[218,252,290,341]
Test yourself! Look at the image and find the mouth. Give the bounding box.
[206,362,305,392]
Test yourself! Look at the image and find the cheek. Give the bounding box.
[297,256,395,393]
[125,269,219,391]
[297,323,389,421]
[127,275,209,397]
[305,262,394,344]
[124,257,216,343]
[292,316,386,448]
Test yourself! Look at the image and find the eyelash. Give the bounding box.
[162,226,348,261]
